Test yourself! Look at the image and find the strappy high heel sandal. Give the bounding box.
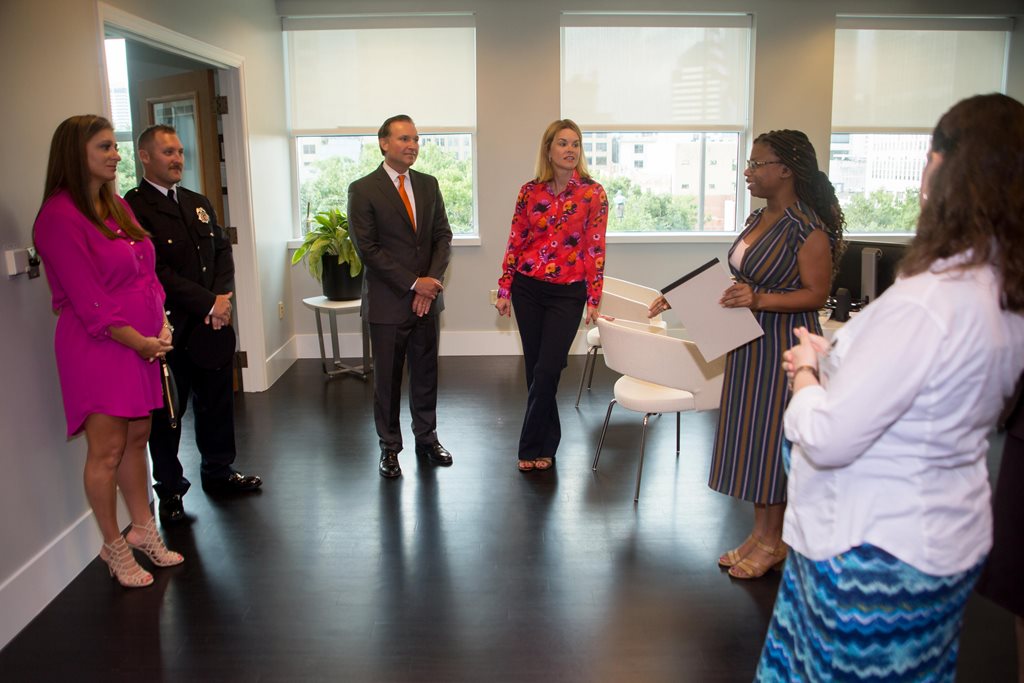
[100,536,154,588]
[718,534,758,568]
[728,538,787,580]
[126,517,184,567]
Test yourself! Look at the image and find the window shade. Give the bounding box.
[561,19,751,129]
[832,26,1008,131]
[286,27,476,132]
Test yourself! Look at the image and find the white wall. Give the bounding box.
[2,0,1022,650]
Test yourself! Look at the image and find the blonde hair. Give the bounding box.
[534,119,591,183]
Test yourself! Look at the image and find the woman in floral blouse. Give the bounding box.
[495,119,609,472]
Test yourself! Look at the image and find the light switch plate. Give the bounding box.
[4,248,31,277]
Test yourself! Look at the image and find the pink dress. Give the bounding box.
[34,191,166,437]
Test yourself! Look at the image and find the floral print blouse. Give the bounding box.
[497,170,608,307]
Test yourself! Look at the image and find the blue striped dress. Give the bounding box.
[708,203,825,505]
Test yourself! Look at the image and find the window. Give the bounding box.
[294,133,473,235]
[830,16,1010,233]
[104,38,136,194]
[562,14,751,233]
[284,18,477,235]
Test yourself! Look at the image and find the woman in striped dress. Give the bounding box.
[650,131,844,579]
[758,94,1024,681]
[713,131,845,579]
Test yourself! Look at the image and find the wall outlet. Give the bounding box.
[277,301,285,320]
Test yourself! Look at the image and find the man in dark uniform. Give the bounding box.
[125,124,261,523]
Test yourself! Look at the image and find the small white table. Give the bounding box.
[302,296,372,380]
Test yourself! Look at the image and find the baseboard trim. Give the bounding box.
[0,510,103,650]
[292,328,600,359]
[264,334,298,391]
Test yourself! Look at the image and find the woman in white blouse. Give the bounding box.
[755,93,1024,682]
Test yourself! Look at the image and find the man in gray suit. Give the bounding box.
[347,115,454,478]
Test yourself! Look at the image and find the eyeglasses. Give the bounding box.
[746,160,783,170]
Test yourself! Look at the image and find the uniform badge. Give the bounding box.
[196,207,210,223]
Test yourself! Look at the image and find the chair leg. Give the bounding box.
[635,413,652,502]
[586,346,598,390]
[575,346,598,408]
[676,412,681,456]
[592,399,617,470]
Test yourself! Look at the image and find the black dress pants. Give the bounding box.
[369,314,440,452]
[511,272,586,460]
[149,346,236,499]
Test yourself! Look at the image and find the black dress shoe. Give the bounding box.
[415,441,453,466]
[202,471,263,495]
[379,449,402,478]
[158,495,187,524]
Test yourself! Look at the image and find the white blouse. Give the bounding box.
[783,255,1024,575]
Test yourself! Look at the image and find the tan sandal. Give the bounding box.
[728,539,787,580]
[518,460,536,472]
[127,517,184,567]
[718,534,758,568]
[533,457,554,471]
[100,536,153,588]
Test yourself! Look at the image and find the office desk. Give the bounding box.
[302,296,372,380]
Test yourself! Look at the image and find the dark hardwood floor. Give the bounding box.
[0,357,1016,682]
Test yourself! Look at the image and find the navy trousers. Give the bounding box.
[511,272,586,460]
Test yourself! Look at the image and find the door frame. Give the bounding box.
[98,2,269,392]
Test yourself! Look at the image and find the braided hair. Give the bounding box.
[755,130,846,277]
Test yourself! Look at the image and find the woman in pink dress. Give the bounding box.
[34,115,184,588]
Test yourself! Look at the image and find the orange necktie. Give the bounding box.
[398,174,416,231]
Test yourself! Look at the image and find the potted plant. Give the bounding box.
[292,208,364,301]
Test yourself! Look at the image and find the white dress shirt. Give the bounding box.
[783,253,1024,575]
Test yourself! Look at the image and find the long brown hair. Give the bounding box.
[535,119,591,184]
[755,129,846,276]
[40,114,146,240]
[901,94,1024,311]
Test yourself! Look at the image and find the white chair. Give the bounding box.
[575,276,666,408]
[592,318,725,502]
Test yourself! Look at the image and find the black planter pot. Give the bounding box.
[321,255,363,301]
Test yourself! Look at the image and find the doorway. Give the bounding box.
[99,5,267,392]
[103,30,249,391]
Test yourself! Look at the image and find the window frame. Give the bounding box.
[560,13,753,238]
[282,16,479,240]
[830,15,1011,236]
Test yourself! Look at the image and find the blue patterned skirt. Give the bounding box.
[755,544,983,682]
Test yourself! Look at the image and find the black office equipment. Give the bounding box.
[830,240,908,310]
[832,288,851,322]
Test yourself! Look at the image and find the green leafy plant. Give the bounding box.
[291,208,363,282]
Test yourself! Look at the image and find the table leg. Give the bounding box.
[314,310,329,375]
[328,311,341,369]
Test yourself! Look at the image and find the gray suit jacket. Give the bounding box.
[347,164,453,324]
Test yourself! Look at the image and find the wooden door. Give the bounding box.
[133,69,224,220]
